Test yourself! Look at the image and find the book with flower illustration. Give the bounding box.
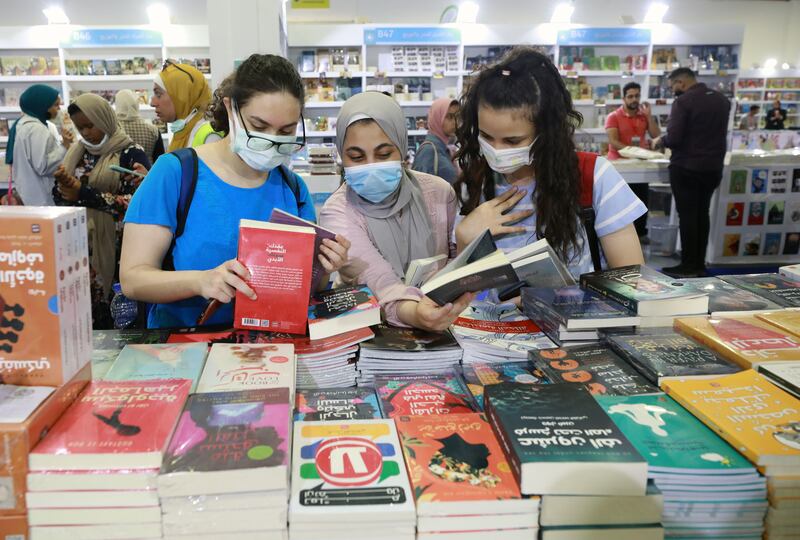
[661,370,800,474]
[294,387,381,421]
[395,412,538,517]
[195,343,295,395]
[104,343,208,392]
[374,371,477,418]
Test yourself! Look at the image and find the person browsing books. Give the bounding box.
[412,98,460,184]
[320,92,475,332]
[121,54,351,329]
[454,47,646,283]
[4,84,73,205]
[151,61,220,151]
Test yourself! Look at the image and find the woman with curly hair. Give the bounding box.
[454,47,645,285]
[121,54,350,328]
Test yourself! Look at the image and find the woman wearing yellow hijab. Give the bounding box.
[151,61,220,151]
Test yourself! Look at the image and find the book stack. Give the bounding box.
[294,387,381,421]
[157,387,292,540]
[580,265,709,327]
[357,325,462,384]
[521,286,640,346]
[307,146,338,175]
[307,285,381,341]
[27,380,190,540]
[485,383,658,539]
[196,343,295,397]
[373,371,478,418]
[104,343,209,392]
[597,393,767,539]
[662,370,800,540]
[460,361,549,410]
[529,345,658,396]
[396,413,540,539]
[718,273,800,308]
[676,276,782,315]
[779,264,800,281]
[289,419,416,540]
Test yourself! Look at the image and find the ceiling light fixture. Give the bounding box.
[42,6,70,24]
[643,2,669,24]
[147,3,171,26]
[457,1,480,24]
[551,2,574,24]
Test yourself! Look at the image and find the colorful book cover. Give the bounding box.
[90,349,119,380]
[395,413,525,509]
[726,202,744,226]
[677,277,782,313]
[729,170,747,194]
[161,387,290,475]
[290,419,416,520]
[105,343,208,392]
[374,372,477,418]
[234,219,316,334]
[235,326,374,357]
[747,202,765,225]
[607,333,740,385]
[723,234,741,257]
[461,361,549,410]
[30,379,190,470]
[307,285,381,341]
[0,207,91,387]
[751,169,768,193]
[595,393,756,473]
[675,315,800,367]
[768,202,785,225]
[270,208,336,293]
[361,325,459,352]
[529,345,657,396]
[755,310,800,338]
[294,387,381,421]
[719,274,800,308]
[521,286,638,328]
[450,315,549,353]
[196,343,295,393]
[661,370,800,467]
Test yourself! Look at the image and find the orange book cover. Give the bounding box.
[756,310,800,339]
[395,412,535,516]
[0,363,89,515]
[0,207,92,386]
[0,514,27,538]
[675,315,800,368]
[661,370,800,468]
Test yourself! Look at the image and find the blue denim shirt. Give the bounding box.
[412,135,458,184]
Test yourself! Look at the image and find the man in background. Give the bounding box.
[765,99,787,130]
[653,68,730,278]
[738,104,760,130]
[605,81,661,244]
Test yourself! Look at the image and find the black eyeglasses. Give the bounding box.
[236,105,306,155]
[162,59,194,83]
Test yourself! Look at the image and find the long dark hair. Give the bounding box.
[454,47,584,263]
[209,53,305,134]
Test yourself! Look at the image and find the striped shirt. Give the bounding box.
[465,156,646,280]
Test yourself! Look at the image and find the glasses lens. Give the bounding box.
[246,137,273,151]
[277,142,304,155]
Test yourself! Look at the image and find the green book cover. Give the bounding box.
[579,265,700,312]
[105,343,209,392]
[595,394,755,473]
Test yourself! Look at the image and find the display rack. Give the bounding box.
[734,70,800,129]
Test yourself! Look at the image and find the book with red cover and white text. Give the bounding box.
[29,379,191,471]
[234,219,316,334]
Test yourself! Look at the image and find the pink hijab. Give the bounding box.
[427,98,458,146]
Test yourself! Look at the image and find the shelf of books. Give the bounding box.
[735,70,800,129]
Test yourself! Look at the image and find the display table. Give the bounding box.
[612,158,670,185]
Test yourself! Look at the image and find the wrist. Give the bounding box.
[396,299,420,328]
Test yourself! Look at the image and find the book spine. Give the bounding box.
[580,276,638,313]
[484,400,522,487]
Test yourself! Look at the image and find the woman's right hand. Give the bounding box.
[455,186,533,249]
[399,292,476,332]
[197,259,257,304]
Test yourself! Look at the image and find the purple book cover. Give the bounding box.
[270,208,336,292]
[161,387,290,474]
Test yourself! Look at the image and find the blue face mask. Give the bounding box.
[344,161,403,203]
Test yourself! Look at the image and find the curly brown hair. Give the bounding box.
[454,46,585,263]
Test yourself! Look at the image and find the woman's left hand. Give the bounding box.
[57,175,81,202]
[318,234,351,274]
[120,162,149,187]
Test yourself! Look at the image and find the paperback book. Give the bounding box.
[374,372,477,418]
[521,286,640,330]
[757,362,800,400]
[294,387,381,421]
[0,385,54,423]
[498,238,575,301]
[360,325,460,352]
[307,285,380,340]
[484,383,648,495]
[529,345,657,396]
[104,343,208,392]
[755,310,800,338]
[676,277,782,313]
[195,343,295,394]
[461,361,549,409]
[718,273,800,308]
[607,332,740,385]
[580,265,709,316]
[270,207,336,293]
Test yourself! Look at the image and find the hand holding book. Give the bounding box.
[316,234,351,289]
[198,259,256,304]
[397,292,477,332]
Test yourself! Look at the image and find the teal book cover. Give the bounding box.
[105,343,209,392]
[595,393,755,473]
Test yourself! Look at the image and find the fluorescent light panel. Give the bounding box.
[644,2,669,23]
[42,6,70,24]
[147,3,171,25]
[551,2,574,24]
[457,1,480,23]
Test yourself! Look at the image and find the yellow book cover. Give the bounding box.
[756,311,800,339]
[675,315,800,369]
[661,370,800,468]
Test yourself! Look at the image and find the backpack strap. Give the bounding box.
[162,147,199,271]
[577,151,602,272]
[417,140,439,176]
[276,165,307,213]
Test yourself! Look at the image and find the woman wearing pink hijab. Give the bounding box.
[412,98,459,184]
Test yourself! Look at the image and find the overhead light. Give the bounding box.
[551,2,574,23]
[644,2,669,23]
[457,1,480,23]
[147,3,171,25]
[764,58,778,70]
[42,6,69,24]
[782,62,791,70]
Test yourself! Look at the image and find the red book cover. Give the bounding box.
[29,379,191,471]
[234,326,375,357]
[234,219,316,335]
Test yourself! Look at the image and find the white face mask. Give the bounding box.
[228,106,296,172]
[478,135,536,175]
[168,108,197,133]
[79,133,109,152]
